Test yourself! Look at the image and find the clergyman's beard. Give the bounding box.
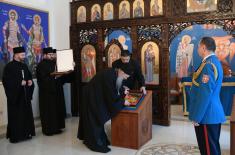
[116,76,124,95]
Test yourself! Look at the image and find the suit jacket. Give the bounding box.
[189,54,226,124]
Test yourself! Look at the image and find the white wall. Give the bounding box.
[0,0,72,126]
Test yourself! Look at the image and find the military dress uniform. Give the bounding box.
[189,54,226,155]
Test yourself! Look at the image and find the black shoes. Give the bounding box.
[43,132,54,136]
[43,130,63,136]
[86,144,111,153]
[84,140,111,153]
[9,139,18,143]
[9,135,32,143]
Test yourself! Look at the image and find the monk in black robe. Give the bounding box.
[36,47,73,136]
[2,47,35,143]
[77,68,130,153]
[112,49,146,94]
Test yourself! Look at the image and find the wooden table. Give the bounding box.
[111,91,152,149]
[231,95,235,155]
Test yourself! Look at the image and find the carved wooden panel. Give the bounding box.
[172,0,186,16]
[79,29,98,44]
[218,0,233,13]
[137,25,163,42]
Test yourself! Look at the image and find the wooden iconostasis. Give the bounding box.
[70,0,235,126]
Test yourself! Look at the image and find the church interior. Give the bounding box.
[0,0,235,154]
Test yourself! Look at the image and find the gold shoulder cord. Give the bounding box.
[192,61,218,87]
[192,62,206,87]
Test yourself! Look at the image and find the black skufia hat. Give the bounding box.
[43,47,53,54]
[53,49,57,53]
[121,49,131,56]
[13,47,25,54]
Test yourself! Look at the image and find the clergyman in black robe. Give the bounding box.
[2,47,35,143]
[36,47,74,136]
[112,49,146,94]
[77,68,130,153]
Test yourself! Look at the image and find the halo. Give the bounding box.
[118,35,126,44]
[8,9,18,20]
[33,14,41,24]
[182,35,192,44]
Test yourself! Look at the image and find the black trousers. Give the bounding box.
[194,124,221,155]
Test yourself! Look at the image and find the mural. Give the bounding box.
[187,0,217,13]
[81,44,96,82]
[77,6,86,23]
[105,30,132,53]
[119,0,130,19]
[103,3,113,20]
[91,4,101,22]
[175,35,194,78]
[150,0,163,16]
[170,24,235,78]
[141,41,159,85]
[0,2,49,79]
[107,44,121,67]
[133,0,144,18]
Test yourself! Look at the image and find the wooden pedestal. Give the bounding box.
[111,91,152,149]
[231,95,235,155]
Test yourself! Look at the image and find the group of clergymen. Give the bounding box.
[2,46,146,153]
[2,37,227,155]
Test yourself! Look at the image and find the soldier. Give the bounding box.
[189,37,226,155]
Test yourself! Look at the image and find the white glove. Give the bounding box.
[192,121,200,126]
[21,80,26,86]
[140,86,147,95]
[123,86,130,95]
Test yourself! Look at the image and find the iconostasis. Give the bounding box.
[70,0,235,125]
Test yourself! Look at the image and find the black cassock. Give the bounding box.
[78,68,125,153]
[112,59,145,89]
[36,59,67,135]
[2,60,35,143]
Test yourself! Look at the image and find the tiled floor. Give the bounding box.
[0,105,230,155]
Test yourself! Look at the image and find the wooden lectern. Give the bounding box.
[111,91,152,149]
[231,95,235,155]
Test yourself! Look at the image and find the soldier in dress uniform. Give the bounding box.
[189,37,226,155]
